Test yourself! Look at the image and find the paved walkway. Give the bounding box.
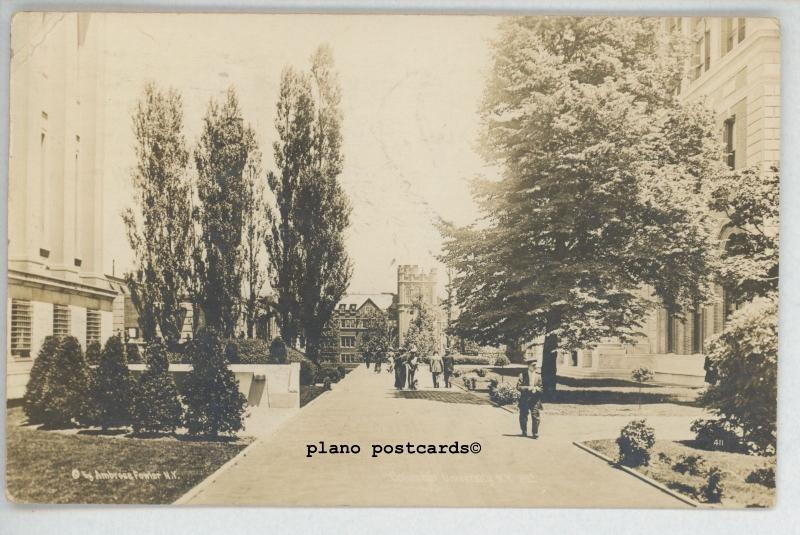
[182,365,691,507]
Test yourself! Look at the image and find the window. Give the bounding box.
[723,116,736,169]
[666,314,676,353]
[340,319,355,329]
[704,29,711,72]
[86,309,101,345]
[53,304,71,338]
[11,299,32,359]
[737,17,746,43]
[341,336,356,348]
[691,19,710,80]
[722,18,746,57]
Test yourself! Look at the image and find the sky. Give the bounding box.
[101,13,500,297]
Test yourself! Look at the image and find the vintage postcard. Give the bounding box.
[6,13,779,507]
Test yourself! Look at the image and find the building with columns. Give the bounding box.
[554,17,780,385]
[7,13,115,398]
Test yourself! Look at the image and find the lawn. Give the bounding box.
[583,438,775,508]
[5,407,248,504]
[455,367,705,417]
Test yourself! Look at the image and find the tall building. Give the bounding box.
[555,17,780,385]
[397,265,446,350]
[7,13,114,399]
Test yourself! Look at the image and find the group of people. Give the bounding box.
[364,345,455,390]
[365,346,544,439]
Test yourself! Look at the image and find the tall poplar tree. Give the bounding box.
[194,87,259,338]
[123,82,194,346]
[266,45,353,360]
[241,152,268,338]
[440,17,721,392]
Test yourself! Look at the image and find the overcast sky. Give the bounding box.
[101,13,500,296]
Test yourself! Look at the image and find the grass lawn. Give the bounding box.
[6,407,248,504]
[583,438,775,508]
[455,368,705,417]
[300,384,328,407]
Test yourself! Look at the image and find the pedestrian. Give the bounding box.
[365,351,372,370]
[516,358,543,438]
[442,350,455,388]
[393,350,406,390]
[429,350,443,388]
[406,345,419,390]
[374,349,383,373]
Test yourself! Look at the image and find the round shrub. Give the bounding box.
[322,377,332,391]
[616,419,656,467]
[690,418,745,453]
[337,365,347,380]
[489,382,521,406]
[315,367,341,385]
[131,340,183,435]
[475,368,487,378]
[299,360,316,386]
[493,355,510,367]
[700,467,725,503]
[672,454,706,476]
[40,336,91,428]
[745,467,775,489]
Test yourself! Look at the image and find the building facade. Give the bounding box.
[397,265,445,349]
[555,17,780,385]
[323,293,396,363]
[7,13,115,398]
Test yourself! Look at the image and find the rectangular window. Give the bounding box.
[666,314,676,353]
[86,309,101,345]
[738,17,746,43]
[341,336,356,348]
[723,18,747,56]
[53,304,71,338]
[11,299,32,359]
[723,116,736,168]
[704,29,711,72]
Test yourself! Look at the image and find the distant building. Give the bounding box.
[397,265,445,349]
[323,293,396,363]
[555,17,780,385]
[7,14,115,399]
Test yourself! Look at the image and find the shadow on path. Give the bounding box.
[390,390,490,405]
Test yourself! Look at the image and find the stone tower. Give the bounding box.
[397,265,438,347]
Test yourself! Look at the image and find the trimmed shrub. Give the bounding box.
[270,337,288,364]
[131,340,183,435]
[322,377,332,391]
[453,356,491,366]
[690,418,745,453]
[337,365,347,380]
[231,338,270,364]
[22,336,61,425]
[89,335,134,429]
[475,368,488,378]
[672,454,706,476]
[700,467,725,503]
[300,360,316,386]
[85,341,102,367]
[616,419,656,467]
[39,336,91,428]
[489,382,520,406]
[745,467,775,489]
[315,367,341,385]
[493,355,510,367]
[182,328,247,437]
[126,344,143,364]
[488,378,499,392]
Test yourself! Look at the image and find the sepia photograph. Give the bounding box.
[4,11,780,510]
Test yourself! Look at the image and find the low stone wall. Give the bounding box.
[127,363,300,409]
[559,351,706,387]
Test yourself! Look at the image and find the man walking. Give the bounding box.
[442,350,455,388]
[516,357,543,438]
[374,349,383,373]
[429,350,443,388]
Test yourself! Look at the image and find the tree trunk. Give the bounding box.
[541,309,561,394]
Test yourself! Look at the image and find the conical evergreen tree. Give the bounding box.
[131,340,183,435]
[90,335,134,430]
[22,336,60,425]
[40,336,90,428]
[85,340,102,366]
[182,328,247,437]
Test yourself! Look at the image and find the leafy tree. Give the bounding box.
[22,336,61,425]
[123,82,194,347]
[358,307,396,360]
[131,340,183,435]
[194,87,259,338]
[266,45,353,361]
[90,335,134,430]
[439,17,720,392]
[403,296,439,356]
[711,166,779,304]
[182,328,247,437]
[37,336,90,428]
[241,152,268,338]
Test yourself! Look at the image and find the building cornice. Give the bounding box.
[8,269,118,300]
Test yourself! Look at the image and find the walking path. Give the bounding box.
[181,365,691,507]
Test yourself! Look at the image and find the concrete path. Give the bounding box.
[182,365,690,507]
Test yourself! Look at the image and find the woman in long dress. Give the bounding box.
[393,350,407,389]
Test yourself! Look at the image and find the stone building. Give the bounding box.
[397,265,444,349]
[323,293,396,363]
[555,17,780,385]
[7,13,115,399]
